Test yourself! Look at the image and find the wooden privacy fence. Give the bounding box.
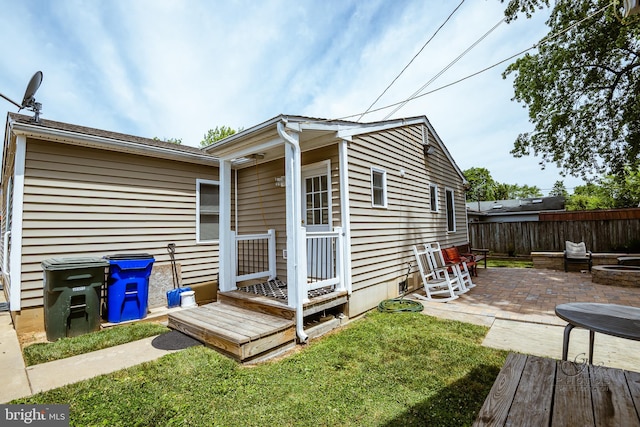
[469,219,640,255]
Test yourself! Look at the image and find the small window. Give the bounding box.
[371,168,387,208]
[196,179,220,242]
[429,183,438,212]
[445,188,455,232]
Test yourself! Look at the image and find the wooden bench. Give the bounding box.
[474,353,640,426]
[457,244,489,269]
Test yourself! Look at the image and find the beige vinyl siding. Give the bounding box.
[235,146,340,283]
[19,139,219,308]
[235,157,287,281]
[347,124,467,297]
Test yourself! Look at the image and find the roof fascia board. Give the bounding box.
[336,117,425,138]
[205,115,284,152]
[423,118,467,183]
[218,136,285,161]
[10,121,218,166]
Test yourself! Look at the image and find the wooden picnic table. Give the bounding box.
[474,353,640,426]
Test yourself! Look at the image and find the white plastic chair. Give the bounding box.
[412,243,464,302]
[426,242,475,291]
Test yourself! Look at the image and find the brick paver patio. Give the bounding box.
[414,267,640,325]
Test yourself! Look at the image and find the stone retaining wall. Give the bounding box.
[531,252,638,272]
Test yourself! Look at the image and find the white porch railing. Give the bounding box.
[305,227,344,293]
[234,229,276,283]
[233,227,345,300]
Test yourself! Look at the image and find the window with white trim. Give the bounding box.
[445,188,455,232]
[429,183,438,212]
[196,179,220,242]
[371,168,387,208]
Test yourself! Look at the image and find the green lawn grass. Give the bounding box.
[486,259,533,268]
[15,312,506,426]
[23,322,170,366]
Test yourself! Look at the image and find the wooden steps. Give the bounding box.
[168,288,348,362]
[217,291,295,320]
[168,302,295,362]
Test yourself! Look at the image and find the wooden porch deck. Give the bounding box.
[168,302,296,362]
[474,353,640,426]
[168,288,347,362]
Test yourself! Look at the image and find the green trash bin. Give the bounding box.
[42,257,109,341]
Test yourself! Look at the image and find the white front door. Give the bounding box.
[301,161,332,280]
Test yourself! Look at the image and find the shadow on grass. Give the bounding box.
[382,364,500,427]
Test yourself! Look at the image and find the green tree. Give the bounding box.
[566,182,611,210]
[463,167,497,201]
[200,126,240,147]
[512,184,543,199]
[549,180,569,198]
[502,0,640,179]
[153,136,182,145]
[493,183,517,200]
[565,170,640,209]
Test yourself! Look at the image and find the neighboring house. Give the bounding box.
[2,112,469,356]
[466,196,565,223]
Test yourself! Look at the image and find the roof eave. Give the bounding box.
[9,120,219,166]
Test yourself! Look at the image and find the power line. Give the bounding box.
[382,17,505,120]
[356,0,466,122]
[335,1,614,122]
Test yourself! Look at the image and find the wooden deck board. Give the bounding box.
[168,300,296,362]
[505,355,555,426]
[218,291,295,320]
[474,352,526,426]
[591,366,640,426]
[553,360,594,426]
[475,353,640,426]
[199,302,292,328]
[169,309,251,344]
[197,304,291,339]
[626,370,640,419]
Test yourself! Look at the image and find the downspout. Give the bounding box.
[276,120,308,343]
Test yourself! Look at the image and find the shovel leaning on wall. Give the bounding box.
[166,243,191,308]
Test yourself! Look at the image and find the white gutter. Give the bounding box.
[276,120,308,343]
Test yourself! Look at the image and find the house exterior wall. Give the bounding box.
[234,145,340,283]
[16,138,219,309]
[1,141,16,293]
[346,124,468,317]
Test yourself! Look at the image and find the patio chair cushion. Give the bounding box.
[442,247,477,276]
[565,241,589,259]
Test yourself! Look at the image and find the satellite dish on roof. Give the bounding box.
[0,71,44,123]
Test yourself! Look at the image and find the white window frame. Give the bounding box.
[196,178,220,243]
[445,187,456,232]
[429,183,438,212]
[370,167,388,208]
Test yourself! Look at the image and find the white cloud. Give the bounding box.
[0,0,584,193]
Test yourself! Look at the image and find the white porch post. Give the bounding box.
[278,122,308,342]
[339,139,353,295]
[218,159,236,292]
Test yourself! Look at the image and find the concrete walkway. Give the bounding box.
[412,267,640,371]
[2,267,639,403]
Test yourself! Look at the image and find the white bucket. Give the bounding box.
[180,290,197,308]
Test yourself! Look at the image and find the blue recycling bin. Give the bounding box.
[105,254,155,323]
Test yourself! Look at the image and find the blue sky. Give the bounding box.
[0,0,586,194]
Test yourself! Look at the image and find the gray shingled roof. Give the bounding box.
[7,112,211,157]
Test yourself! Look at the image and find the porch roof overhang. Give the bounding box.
[5,113,219,167]
[204,114,466,182]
